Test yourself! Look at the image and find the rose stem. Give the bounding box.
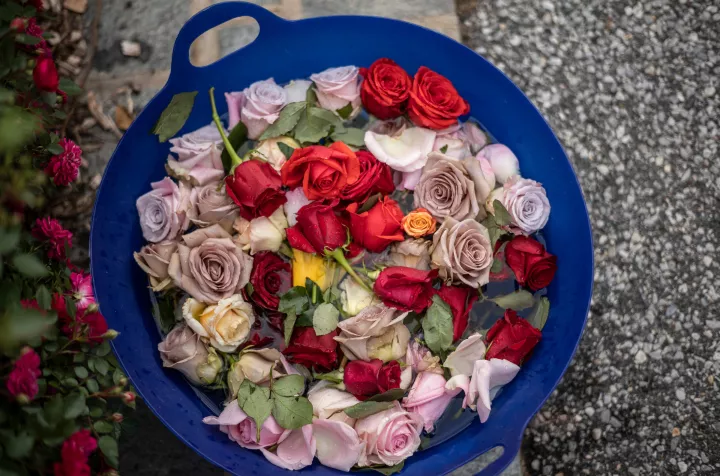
[325,248,372,292]
[208,87,242,167]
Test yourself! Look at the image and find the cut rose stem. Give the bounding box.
[208,87,242,167]
[325,248,372,292]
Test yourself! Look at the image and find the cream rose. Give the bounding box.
[443,333,486,377]
[340,276,378,316]
[246,136,300,173]
[388,238,432,270]
[134,241,177,291]
[431,217,494,287]
[307,380,360,420]
[354,402,423,467]
[232,207,288,255]
[283,79,312,103]
[334,304,408,361]
[183,294,255,352]
[227,348,298,397]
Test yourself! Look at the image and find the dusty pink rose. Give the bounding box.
[70,271,95,311]
[158,325,210,386]
[431,217,494,287]
[368,117,412,137]
[334,304,409,361]
[405,341,442,374]
[388,238,432,271]
[312,419,364,471]
[310,65,361,113]
[261,425,316,471]
[167,224,253,303]
[501,176,551,235]
[354,401,423,467]
[32,217,72,261]
[402,371,458,431]
[190,181,239,230]
[134,241,178,291]
[203,400,289,449]
[166,124,224,186]
[136,177,193,243]
[45,138,81,186]
[227,79,288,139]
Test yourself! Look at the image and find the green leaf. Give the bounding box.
[35,285,51,310]
[272,395,313,430]
[312,369,344,384]
[151,91,197,142]
[272,375,305,397]
[61,378,79,387]
[331,127,366,147]
[46,142,64,155]
[12,253,48,277]
[240,384,273,440]
[58,77,82,96]
[527,296,550,330]
[44,395,64,424]
[439,144,449,154]
[5,431,33,459]
[74,366,88,379]
[14,33,42,45]
[278,286,309,314]
[293,107,339,144]
[422,295,454,355]
[98,435,119,468]
[295,307,315,327]
[258,102,306,140]
[493,200,512,226]
[367,388,406,402]
[64,392,86,419]
[86,379,99,393]
[283,310,297,347]
[312,303,339,336]
[490,256,504,274]
[343,400,394,419]
[357,193,382,214]
[65,298,77,318]
[482,215,506,249]
[490,290,535,310]
[0,107,41,154]
[93,421,114,434]
[93,341,111,357]
[305,87,317,107]
[0,307,56,351]
[94,358,110,376]
[336,103,353,119]
[221,120,248,173]
[277,141,295,159]
[41,91,57,106]
[365,461,405,475]
[0,228,20,254]
[236,379,254,407]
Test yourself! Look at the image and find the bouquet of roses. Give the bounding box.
[135,58,556,473]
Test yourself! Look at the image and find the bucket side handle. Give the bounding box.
[472,433,522,476]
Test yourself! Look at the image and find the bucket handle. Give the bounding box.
[170,1,287,78]
[472,433,522,476]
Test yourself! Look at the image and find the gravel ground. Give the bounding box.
[458,0,720,474]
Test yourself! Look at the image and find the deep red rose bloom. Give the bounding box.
[436,284,479,342]
[32,217,73,261]
[45,138,82,186]
[225,159,286,220]
[286,200,347,254]
[52,293,108,343]
[281,142,360,200]
[284,327,339,372]
[339,150,395,203]
[6,348,42,401]
[360,58,412,120]
[54,430,96,476]
[33,55,59,92]
[249,251,291,311]
[485,309,542,365]
[407,67,470,130]
[373,266,438,313]
[17,18,48,52]
[346,196,404,253]
[504,236,557,291]
[344,359,401,400]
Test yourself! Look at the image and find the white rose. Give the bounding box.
[283,79,312,103]
[227,348,297,397]
[340,277,378,316]
[182,295,255,352]
[307,380,360,421]
[477,144,520,184]
[283,188,312,227]
[364,127,437,173]
[232,207,288,254]
[443,333,486,377]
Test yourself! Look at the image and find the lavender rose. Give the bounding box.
[136,177,193,243]
[354,402,424,467]
[158,325,212,385]
[502,176,551,234]
[388,239,432,270]
[227,79,288,139]
[134,241,177,291]
[190,182,239,231]
[166,123,224,186]
[431,217,494,287]
[414,153,492,223]
[310,65,361,113]
[168,224,253,303]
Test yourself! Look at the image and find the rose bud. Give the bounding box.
[485,309,542,364]
[504,235,557,291]
[360,58,412,119]
[111,413,124,423]
[157,325,210,386]
[196,348,223,384]
[435,284,479,342]
[134,241,178,292]
[101,329,119,340]
[33,56,59,92]
[122,391,136,404]
[477,144,520,184]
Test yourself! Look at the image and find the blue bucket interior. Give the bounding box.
[90,2,594,475]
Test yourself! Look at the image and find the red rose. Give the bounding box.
[286,200,347,254]
[6,348,41,401]
[339,150,395,203]
[51,293,108,343]
[346,196,404,253]
[281,142,360,200]
[504,236,557,291]
[284,327,339,372]
[436,284,479,342]
[225,159,286,220]
[485,309,541,365]
[373,266,438,313]
[54,430,96,476]
[360,58,412,119]
[249,252,291,311]
[407,67,470,130]
[33,56,59,92]
[343,359,401,399]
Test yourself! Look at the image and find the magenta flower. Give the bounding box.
[45,138,82,186]
[70,271,95,311]
[6,348,42,401]
[32,217,73,261]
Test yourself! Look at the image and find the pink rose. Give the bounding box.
[310,65,361,113]
[402,371,458,431]
[136,177,193,243]
[261,425,316,471]
[312,419,364,471]
[70,271,95,311]
[478,144,520,184]
[354,402,423,467]
[433,123,470,160]
[203,400,289,449]
[227,79,288,139]
[405,341,443,375]
[166,124,224,186]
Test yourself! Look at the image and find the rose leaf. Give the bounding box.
[527,296,550,330]
[364,461,405,475]
[439,144,449,154]
[490,290,535,311]
[493,200,512,227]
[271,395,313,430]
[283,309,298,347]
[331,127,365,147]
[151,91,197,143]
[312,302,339,336]
[343,400,395,419]
[259,102,306,140]
[272,375,305,397]
[336,103,354,119]
[98,436,119,468]
[278,286,309,314]
[490,256,504,274]
[237,379,254,407]
[277,141,295,159]
[240,384,273,440]
[306,87,318,107]
[220,121,248,173]
[293,107,337,144]
[367,388,406,402]
[357,193,382,214]
[422,295,454,355]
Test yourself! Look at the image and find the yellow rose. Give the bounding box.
[291,249,338,291]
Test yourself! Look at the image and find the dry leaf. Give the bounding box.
[63,0,88,14]
[115,105,134,131]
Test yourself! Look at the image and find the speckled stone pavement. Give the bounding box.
[458,0,719,474]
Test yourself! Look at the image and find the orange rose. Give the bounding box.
[402,208,437,238]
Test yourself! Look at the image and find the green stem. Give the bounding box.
[326,248,372,293]
[208,87,242,167]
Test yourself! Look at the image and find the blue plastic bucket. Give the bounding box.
[90,2,594,475]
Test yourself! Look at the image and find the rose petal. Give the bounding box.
[313,419,364,471]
